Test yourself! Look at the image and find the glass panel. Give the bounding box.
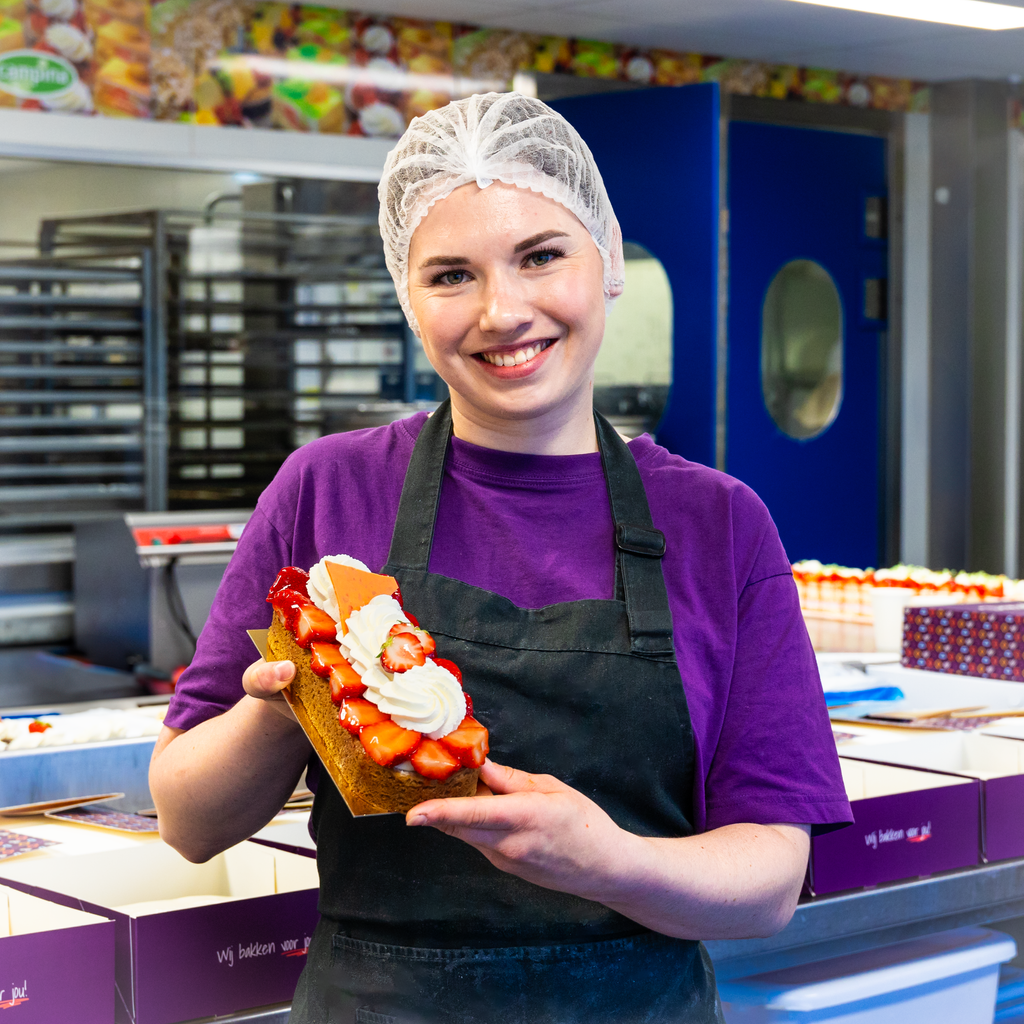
[593,242,673,437]
[761,259,843,441]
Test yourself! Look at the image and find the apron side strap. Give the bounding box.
[385,400,453,572]
[594,412,676,656]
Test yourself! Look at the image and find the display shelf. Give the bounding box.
[707,859,1024,980]
[0,107,391,181]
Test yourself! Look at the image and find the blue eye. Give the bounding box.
[433,269,468,286]
[526,247,566,267]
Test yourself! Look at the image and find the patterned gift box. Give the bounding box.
[902,602,1024,682]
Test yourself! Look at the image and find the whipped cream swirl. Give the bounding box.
[306,553,369,622]
[371,660,466,739]
[339,593,407,671]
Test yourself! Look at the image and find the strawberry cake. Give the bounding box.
[266,555,488,815]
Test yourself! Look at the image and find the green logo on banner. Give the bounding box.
[0,50,76,99]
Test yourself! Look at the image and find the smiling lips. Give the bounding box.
[477,339,554,367]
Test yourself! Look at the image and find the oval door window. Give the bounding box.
[593,242,673,436]
[761,259,843,440]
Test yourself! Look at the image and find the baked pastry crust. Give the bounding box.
[268,611,479,815]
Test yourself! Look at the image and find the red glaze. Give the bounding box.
[463,692,473,719]
[439,716,488,768]
[309,641,346,678]
[268,566,310,599]
[329,661,366,702]
[338,697,388,734]
[405,610,420,628]
[295,605,338,647]
[269,586,311,632]
[410,739,462,780]
[360,720,422,767]
[391,585,404,607]
[380,631,427,672]
[432,658,462,684]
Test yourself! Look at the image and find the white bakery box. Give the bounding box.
[0,840,319,1024]
[838,731,1024,863]
[0,882,114,1023]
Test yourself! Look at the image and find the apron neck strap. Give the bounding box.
[385,400,674,656]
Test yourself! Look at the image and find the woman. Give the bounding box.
[151,93,851,1023]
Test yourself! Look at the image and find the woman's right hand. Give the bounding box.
[242,658,297,722]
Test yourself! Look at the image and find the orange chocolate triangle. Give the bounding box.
[326,562,399,634]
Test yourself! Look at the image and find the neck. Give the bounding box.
[447,383,599,455]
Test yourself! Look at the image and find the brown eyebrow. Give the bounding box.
[418,230,570,270]
[420,254,470,268]
[514,230,569,253]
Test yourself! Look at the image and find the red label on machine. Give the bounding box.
[132,525,235,547]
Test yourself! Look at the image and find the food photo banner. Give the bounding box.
[0,0,931,130]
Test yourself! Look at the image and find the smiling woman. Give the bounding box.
[150,92,851,1024]
[407,182,607,453]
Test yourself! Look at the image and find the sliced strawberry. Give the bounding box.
[269,587,310,632]
[338,697,388,734]
[439,716,488,769]
[28,720,51,734]
[329,661,366,702]
[432,657,462,684]
[309,641,346,677]
[411,738,462,780]
[267,566,309,599]
[380,631,426,672]
[295,605,338,647]
[360,720,422,767]
[387,621,436,657]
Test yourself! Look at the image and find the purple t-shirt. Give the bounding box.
[168,414,852,835]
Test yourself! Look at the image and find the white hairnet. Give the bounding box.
[378,92,625,337]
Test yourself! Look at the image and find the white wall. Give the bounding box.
[0,160,237,244]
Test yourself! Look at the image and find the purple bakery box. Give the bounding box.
[841,732,1024,863]
[902,601,1024,681]
[808,758,980,896]
[0,840,319,1024]
[0,883,114,1024]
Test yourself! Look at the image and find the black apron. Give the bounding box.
[289,402,723,1024]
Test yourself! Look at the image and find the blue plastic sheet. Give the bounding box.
[823,686,905,708]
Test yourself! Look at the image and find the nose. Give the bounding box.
[477,268,533,337]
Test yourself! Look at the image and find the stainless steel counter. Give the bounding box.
[707,859,1024,980]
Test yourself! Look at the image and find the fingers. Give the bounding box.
[479,760,564,795]
[242,658,295,701]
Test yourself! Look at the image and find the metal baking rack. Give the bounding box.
[28,208,441,520]
[0,250,155,531]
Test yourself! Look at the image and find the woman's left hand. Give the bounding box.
[406,760,626,900]
[406,759,812,941]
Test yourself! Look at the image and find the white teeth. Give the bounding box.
[480,340,551,367]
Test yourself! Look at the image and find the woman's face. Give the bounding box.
[407,182,606,438]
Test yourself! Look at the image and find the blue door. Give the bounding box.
[727,122,887,568]
[552,85,720,466]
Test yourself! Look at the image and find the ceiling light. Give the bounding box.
[786,0,1024,30]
